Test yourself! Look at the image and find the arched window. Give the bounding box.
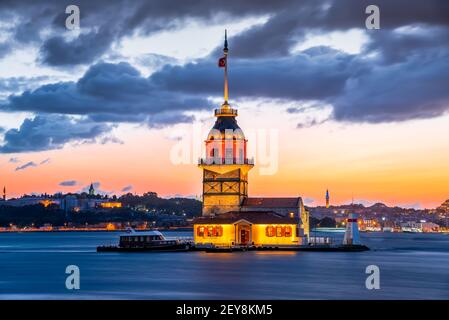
[276,226,284,237]
[225,148,233,163]
[197,226,205,237]
[266,226,275,237]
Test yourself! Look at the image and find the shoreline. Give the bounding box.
[0,228,447,234]
[0,227,194,233]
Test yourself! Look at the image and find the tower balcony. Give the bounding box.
[198,157,254,165]
[214,108,237,117]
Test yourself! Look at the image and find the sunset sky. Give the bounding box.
[0,1,448,209]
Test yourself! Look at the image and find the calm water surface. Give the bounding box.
[0,231,448,299]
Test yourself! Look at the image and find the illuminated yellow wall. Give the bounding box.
[194,224,235,246]
[251,224,300,246]
[202,195,241,215]
[194,223,302,246]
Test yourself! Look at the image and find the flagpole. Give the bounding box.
[223,30,229,108]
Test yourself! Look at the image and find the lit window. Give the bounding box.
[207,225,223,237]
[276,226,284,237]
[207,226,214,236]
[266,226,275,237]
[197,226,205,237]
[285,226,292,237]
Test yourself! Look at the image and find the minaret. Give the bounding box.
[2,186,5,201]
[88,183,95,196]
[198,31,254,216]
[325,189,330,208]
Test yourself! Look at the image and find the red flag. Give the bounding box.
[218,56,226,68]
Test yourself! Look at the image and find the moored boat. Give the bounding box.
[97,229,193,252]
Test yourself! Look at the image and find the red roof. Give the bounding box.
[193,211,299,224]
[242,197,301,208]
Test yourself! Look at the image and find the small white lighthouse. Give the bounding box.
[343,212,360,245]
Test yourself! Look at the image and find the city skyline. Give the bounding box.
[1,1,448,209]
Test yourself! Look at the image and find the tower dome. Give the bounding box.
[207,116,245,141]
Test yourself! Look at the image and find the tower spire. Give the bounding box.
[223,29,229,108]
[224,29,228,51]
[2,186,6,201]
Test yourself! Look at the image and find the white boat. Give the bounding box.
[97,229,193,252]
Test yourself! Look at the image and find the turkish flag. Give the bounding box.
[218,56,226,68]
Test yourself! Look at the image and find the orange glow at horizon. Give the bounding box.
[1,107,448,210]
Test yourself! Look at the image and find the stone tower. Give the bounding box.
[198,31,254,216]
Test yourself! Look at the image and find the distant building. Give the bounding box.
[0,196,61,207]
[60,194,122,212]
[61,195,78,212]
[325,189,330,208]
[421,222,440,233]
[437,199,449,214]
[359,218,381,232]
[89,183,95,196]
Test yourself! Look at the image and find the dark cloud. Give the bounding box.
[0,0,296,66]
[40,158,51,165]
[121,185,133,192]
[153,47,359,100]
[362,26,449,64]
[8,157,20,163]
[0,114,115,153]
[1,61,207,124]
[3,37,449,125]
[286,107,302,114]
[59,180,78,186]
[15,161,37,171]
[296,119,328,129]
[1,0,448,66]
[1,0,448,126]
[0,76,51,96]
[40,28,116,66]
[332,52,449,123]
[222,0,449,59]
[0,42,11,59]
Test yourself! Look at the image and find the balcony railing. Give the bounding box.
[214,108,238,116]
[198,157,254,165]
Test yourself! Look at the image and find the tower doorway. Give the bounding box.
[235,222,251,246]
